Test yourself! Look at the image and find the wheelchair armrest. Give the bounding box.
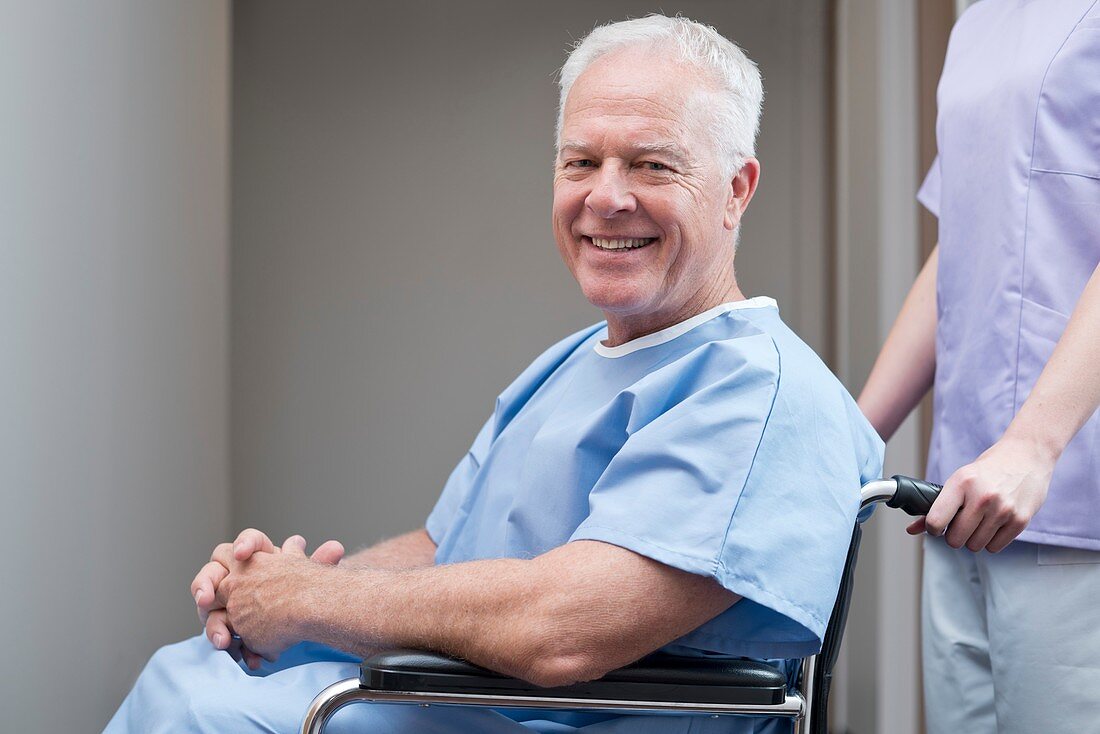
[360,649,788,705]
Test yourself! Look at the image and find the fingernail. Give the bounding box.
[195,590,203,604]
[214,633,225,648]
[233,543,242,554]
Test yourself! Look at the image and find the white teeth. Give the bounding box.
[591,237,653,250]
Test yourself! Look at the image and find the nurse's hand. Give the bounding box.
[908,437,1054,552]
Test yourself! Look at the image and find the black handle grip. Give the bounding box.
[886,475,942,516]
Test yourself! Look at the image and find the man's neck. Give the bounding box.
[603,278,744,347]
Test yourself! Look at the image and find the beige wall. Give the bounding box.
[230,0,833,552]
[0,1,230,730]
[834,0,924,731]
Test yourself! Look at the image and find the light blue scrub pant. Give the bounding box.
[923,536,1100,733]
[103,634,791,734]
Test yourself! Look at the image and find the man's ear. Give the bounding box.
[723,157,761,231]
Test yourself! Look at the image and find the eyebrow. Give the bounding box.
[558,139,691,166]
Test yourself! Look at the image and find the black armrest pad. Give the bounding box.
[361,649,787,705]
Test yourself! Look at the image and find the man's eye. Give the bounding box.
[567,159,596,169]
[642,161,668,171]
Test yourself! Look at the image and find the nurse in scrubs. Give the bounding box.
[858,1,1100,731]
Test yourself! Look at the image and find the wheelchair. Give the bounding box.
[301,475,941,734]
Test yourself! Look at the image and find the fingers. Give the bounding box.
[206,607,266,669]
[926,469,1032,551]
[939,468,1024,550]
[924,477,965,538]
[281,535,344,565]
[906,517,926,535]
[192,562,230,623]
[311,539,345,565]
[964,512,1006,552]
[210,541,235,568]
[205,609,233,651]
[944,508,1026,552]
[233,528,276,562]
[224,634,244,663]
[282,534,307,556]
[243,648,265,670]
[986,520,1027,553]
[943,500,985,549]
[222,631,259,668]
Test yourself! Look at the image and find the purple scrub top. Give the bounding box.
[919,0,1100,550]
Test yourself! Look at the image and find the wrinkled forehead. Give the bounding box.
[561,47,717,149]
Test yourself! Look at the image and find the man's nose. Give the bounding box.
[584,165,636,218]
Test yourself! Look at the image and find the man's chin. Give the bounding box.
[581,288,652,321]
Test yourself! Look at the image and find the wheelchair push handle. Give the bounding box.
[885,475,942,516]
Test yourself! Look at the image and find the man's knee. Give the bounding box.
[184,685,393,734]
[184,686,249,733]
[140,634,216,684]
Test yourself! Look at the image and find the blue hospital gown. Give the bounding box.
[104,298,883,734]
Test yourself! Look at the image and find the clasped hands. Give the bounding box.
[191,528,345,669]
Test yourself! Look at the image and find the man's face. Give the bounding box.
[553,48,756,334]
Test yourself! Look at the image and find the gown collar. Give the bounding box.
[594,297,778,359]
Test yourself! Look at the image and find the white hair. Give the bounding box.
[557,15,764,178]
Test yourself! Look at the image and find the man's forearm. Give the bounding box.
[299,540,737,688]
[308,556,549,678]
[858,246,938,441]
[1001,262,1100,460]
[341,528,437,570]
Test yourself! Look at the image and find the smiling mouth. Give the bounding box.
[584,236,658,251]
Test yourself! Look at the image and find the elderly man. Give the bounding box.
[105,15,881,734]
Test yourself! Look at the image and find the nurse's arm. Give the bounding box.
[857,245,938,441]
[236,538,740,688]
[925,262,1100,552]
[993,260,1100,475]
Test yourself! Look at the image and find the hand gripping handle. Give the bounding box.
[886,475,942,516]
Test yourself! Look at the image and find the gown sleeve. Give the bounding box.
[425,414,494,545]
[425,322,605,546]
[570,332,879,658]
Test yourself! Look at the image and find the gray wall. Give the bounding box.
[230,0,832,552]
[0,1,230,730]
